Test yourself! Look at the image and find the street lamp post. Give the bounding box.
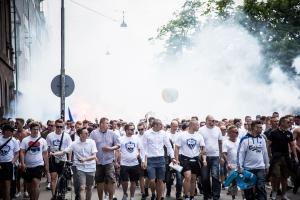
[61,0,66,120]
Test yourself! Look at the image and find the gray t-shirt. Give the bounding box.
[90,129,120,165]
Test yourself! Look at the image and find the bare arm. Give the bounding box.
[19,149,25,166]
[218,140,223,155]
[201,146,207,166]
[290,141,299,162]
[43,151,49,172]
[82,153,97,162]
[174,145,179,162]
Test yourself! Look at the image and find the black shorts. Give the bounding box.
[120,165,140,182]
[0,162,13,181]
[24,165,44,182]
[180,155,201,175]
[138,158,148,177]
[49,157,64,174]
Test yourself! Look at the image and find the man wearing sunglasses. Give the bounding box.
[46,119,72,199]
[136,122,150,200]
[115,123,141,200]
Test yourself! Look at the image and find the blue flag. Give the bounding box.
[68,107,74,122]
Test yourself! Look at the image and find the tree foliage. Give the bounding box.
[155,0,300,72]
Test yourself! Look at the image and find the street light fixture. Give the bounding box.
[120,11,127,27]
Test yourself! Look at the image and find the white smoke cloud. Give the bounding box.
[13,0,300,123]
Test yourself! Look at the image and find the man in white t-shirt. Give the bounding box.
[136,122,149,200]
[199,115,223,200]
[175,119,206,200]
[0,124,20,200]
[165,120,183,199]
[116,123,141,200]
[222,125,240,199]
[52,127,97,200]
[20,122,48,200]
[46,119,72,198]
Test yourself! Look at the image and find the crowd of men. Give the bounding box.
[0,112,300,200]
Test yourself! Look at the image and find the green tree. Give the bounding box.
[155,0,300,73]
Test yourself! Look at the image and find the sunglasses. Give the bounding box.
[138,129,144,131]
[129,129,135,131]
[56,126,63,128]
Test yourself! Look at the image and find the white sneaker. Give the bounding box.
[14,192,22,198]
[122,194,128,200]
[104,194,108,200]
[46,182,51,190]
[271,191,277,200]
[24,191,29,198]
[282,194,290,200]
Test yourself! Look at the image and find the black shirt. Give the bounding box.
[268,128,293,154]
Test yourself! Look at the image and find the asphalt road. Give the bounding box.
[30,178,300,200]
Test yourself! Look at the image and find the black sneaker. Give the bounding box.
[151,194,156,200]
[141,194,147,200]
[145,188,149,197]
[176,193,183,200]
[166,191,171,197]
[293,186,299,194]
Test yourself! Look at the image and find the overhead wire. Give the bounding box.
[69,0,119,22]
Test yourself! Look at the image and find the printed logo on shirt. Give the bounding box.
[52,139,61,146]
[248,144,262,153]
[0,145,10,156]
[28,141,41,154]
[125,141,135,153]
[186,138,197,150]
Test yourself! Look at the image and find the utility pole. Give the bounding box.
[60,0,65,120]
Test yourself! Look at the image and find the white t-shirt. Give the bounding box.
[176,131,205,158]
[20,135,48,168]
[46,131,72,161]
[166,131,182,146]
[238,128,247,139]
[199,126,222,157]
[119,135,141,166]
[223,139,239,168]
[65,139,97,172]
[0,136,20,162]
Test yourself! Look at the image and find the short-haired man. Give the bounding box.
[199,115,223,200]
[46,119,72,198]
[175,119,206,200]
[142,119,176,200]
[52,127,97,200]
[20,122,49,200]
[0,124,20,200]
[269,116,298,200]
[116,123,141,200]
[41,120,55,139]
[222,125,240,199]
[90,117,120,200]
[166,120,183,199]
[237,120,269,200]
[136,122,149,199]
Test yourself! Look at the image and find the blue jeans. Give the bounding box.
[147,156,166,180]
[201,156,221,200]
[244,169,267,200]
[165,164,182,196]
